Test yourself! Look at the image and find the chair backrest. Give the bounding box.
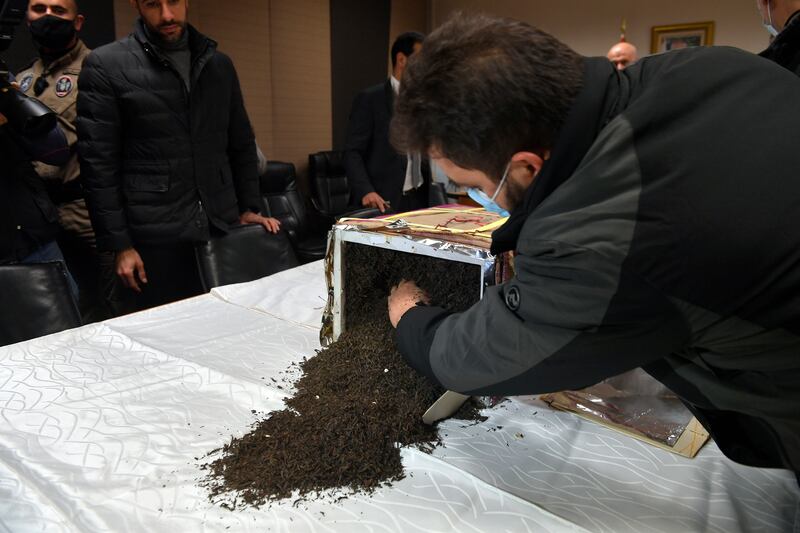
[0,262,81,346]
[195,224,299,291]
[260,161,309,243]
[308,150,351,217]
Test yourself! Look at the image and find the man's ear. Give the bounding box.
[511,151,547,179]
[74,14,85,32]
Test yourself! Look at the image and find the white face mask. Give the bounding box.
[763,0,780,36]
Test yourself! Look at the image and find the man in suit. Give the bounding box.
[345,31,430,214]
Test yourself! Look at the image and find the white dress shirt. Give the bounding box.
[391,76,423,193]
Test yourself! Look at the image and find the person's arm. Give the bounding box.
[225,60,261,216]
[344,91,387,211]
[76,52,131,252]
[225,64,282,234]
[394,243,690,396]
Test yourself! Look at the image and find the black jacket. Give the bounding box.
[397,48,800,474]
[0,128,60,263]
[77,20,260,252]
[344,79,430,208]
[760,10,800,76]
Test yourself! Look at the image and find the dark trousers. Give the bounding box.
[394,186,428,214]
[133,243,204,311]
[58,231,115,323]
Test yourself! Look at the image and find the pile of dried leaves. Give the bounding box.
[203,244,484,507]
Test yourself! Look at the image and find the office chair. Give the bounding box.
[0,261,81,346]
[195,224,299,291]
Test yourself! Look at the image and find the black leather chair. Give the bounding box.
[308,150,354,219]
[0,262,82,346]
[260,161,328,264]
[194,224,299,291]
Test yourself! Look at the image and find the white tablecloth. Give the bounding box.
[1,261,798,532]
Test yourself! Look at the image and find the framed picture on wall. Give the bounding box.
[650,21,715,54]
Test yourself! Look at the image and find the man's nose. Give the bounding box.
[161,4,175,21]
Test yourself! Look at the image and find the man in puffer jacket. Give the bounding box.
[389,14,800,483]
[77,0,280,311]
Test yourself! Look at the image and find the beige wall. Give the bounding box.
[430,0,770,56]
[389,0,430,73]
[113,0,332,184]
[268,0,332,186]
[114,0,136,37]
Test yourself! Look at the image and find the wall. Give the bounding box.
[430,0,770,56]
[268,0,331,184]
[114,0,332,187]
[389,0,430,72]
[330,0,390,150]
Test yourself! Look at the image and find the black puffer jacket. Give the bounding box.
[0,128,60,263]
[77,20,260,252]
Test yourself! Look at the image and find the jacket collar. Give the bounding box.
[760,10,800,64]
[491,57,626,254]
[384,78,395,116]
[133,19,217,71]
[41,39,87,74]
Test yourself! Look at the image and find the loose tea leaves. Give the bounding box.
[202,244,484,508]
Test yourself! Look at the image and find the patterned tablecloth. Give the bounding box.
[1,261,797,533]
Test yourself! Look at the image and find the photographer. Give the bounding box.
[16,0,114,320]
[0,99,74,295]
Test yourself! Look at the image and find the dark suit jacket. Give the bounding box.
[344,79,430,209]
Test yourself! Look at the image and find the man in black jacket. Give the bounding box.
[77,0,280,311]
[389,14,800,480]
[344,31,431,214]
[757,0,800,75]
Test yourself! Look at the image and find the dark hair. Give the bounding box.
[391,31,425,68]
[391,13,584,181]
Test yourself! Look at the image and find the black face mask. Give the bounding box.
[29,15,77,52]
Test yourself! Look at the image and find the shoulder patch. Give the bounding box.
[54,75,74,98]
[19,74,34,93]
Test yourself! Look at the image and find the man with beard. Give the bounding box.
[77,0,281,311]
[16,0,111,319]
[388,14,800,483]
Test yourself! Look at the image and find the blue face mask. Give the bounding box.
[467,163,511,217]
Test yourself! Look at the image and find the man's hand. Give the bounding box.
[116,247,147,293]
[240,212,281,234]
[362,192,389,213]
[388,280,430,328]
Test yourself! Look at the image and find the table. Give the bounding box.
[1,261,798,532]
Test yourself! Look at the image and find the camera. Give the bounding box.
[0,0,26,51]
[0,0,57,136]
